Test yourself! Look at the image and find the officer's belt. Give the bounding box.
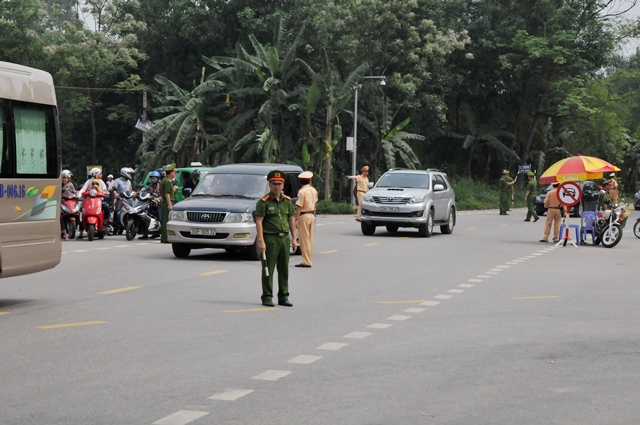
[300,211,314,215]
[265,232,288,237]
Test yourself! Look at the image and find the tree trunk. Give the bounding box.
[322,117,333,201]
[89,100,97,164]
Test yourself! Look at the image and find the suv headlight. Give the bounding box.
[363,194,374,202]
[170,210,186,221]
[407,195,426,204]
[226,212,253,223]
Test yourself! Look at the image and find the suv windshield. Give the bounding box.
[377,173,430,189]
[192,173,268,198]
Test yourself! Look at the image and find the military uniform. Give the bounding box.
[499,170,513,215]
[524,171,539,222]
[541,183,562,243]
[256,170,297,306]
[599,179,614,210]
[295,171,318,267]
[160,163,177,243]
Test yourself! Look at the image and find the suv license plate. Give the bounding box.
[380,206,400,212]
[191,228,216,236]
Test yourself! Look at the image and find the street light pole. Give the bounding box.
[351,76,386,206]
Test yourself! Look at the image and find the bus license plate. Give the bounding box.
[191,228,216,236]
[380,206,399,212]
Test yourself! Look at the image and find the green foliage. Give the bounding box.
[316,200,354,215]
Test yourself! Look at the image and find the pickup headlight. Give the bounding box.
[226,212,253,223]
[407,195,426,204]
[170,210,186,221]
[363,194,374,202]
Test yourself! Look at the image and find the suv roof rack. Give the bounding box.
[388,167,408,171]
[425,168,442,172]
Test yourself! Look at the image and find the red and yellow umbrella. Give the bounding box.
[539,155,620,184]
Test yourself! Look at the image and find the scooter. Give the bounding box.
[113,190,135,235]
[634,217,640,239]
[595,205,626,248]
[124,191,161,241]
[81,188,107,241]
[60,189,82,239]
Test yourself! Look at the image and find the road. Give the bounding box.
[1,208,639,425]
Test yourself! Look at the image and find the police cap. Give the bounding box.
[298,171,313,180]
[267,170,286,182]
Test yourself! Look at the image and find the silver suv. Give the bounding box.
[359,168,456,237]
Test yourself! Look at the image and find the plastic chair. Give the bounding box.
[559,223,581,245]
[581,211,597,245]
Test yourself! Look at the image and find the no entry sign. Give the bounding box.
[556,181,582,207]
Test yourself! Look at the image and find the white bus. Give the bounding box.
[0,61,62,278]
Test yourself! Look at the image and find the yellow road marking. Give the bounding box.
[466,227,476,230]
[35,321,106,330]
[497,224,509,227]
[98,286,140,295]
[319,250,338,254]
[364,243,379,246]
[221,308,281,313]
[198,270,230,277]
[0,312,9,315]
[512,296,560,300]
[377,300,427,304]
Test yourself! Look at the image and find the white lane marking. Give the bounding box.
[476,275,491,278]
[72,250,89,253]
[434,294,453,300]
[537,250,548,253]
[152,410,209,425]
[288,355,322,364]
[448,289,465,294]
[458,284,474,288]
[251,370,292,381]
[316,224,324,226]
[468,278,483,282]
[489,269,503,272]
[485,271,499,275]
[532,253,543,256]
[420,301,441,306]
[506,262,518,265]
[114,245,132,248]
[62,252,67,255]
[404,308,426,313]
[387,315,411,321]
[511,260,523,263]
[525,255,537,258]
[138,242,151,245]
[367,323,392,329]
[317,342,348,350]
[344,331,372,339]
[495,265,511,269]
[518,257,529,260]
[95,247,111,250]
[208,389,254,401]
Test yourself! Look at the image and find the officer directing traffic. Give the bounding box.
[295,171,318,268]
[255,170,297,307]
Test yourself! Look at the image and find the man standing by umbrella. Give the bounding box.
[499,170,516,215]
[540,182,563,243]
[524,171,539,222]
[607,173,619,205]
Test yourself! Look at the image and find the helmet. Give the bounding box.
[89,167,102,178]
[149,171,160,178]
[192,169,201,177]
[120,167,132,179]
[61,169,72,178]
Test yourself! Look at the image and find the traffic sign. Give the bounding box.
[556,181,582,207]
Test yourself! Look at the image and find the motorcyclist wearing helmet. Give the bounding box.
[141,171,162,223]
[113,167,136,227]
[60,169,78,240]
[76,167,111,239]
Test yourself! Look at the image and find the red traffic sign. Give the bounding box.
[556,182,582,207]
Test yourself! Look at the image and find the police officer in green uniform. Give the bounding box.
[598,179,614,211]
[499,169,516,215]
[160,163,177,243]
[524,171,539,222]
[255,170,297,307]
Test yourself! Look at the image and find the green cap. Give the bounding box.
[502,169,509,174]
[267,170,286,182]
[164,163,176,172]
[527,171,535,177]
[601,178,612,185]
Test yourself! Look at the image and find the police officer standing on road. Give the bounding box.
[540,181,562,243]
[499,169,516,215]
[295,171,318,268]
[160,163,178,244]
[255,170,297,307]
[524,171,539,222]
[347,165,370,221]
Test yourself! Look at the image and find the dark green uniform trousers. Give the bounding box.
[525,197,539,221]
[160,202,169,242]
[499,192,509,214]
[261,234,290,302]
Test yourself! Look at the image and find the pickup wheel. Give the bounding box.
[418,209,433,237]
[385,226,398,233]
[172,243,191,258]
[361,222,376,235]
[440,208,455,234]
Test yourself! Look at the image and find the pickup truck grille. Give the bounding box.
[372,196,410,205]
[187,212,227,223]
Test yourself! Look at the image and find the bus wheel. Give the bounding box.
[88,224,96,241]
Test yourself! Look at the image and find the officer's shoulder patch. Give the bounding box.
[282,194,291,200]
[261,195,270,202]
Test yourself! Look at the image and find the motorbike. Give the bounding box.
[113,190,135,235]
[60,189,82,239]
[634,217,640,239]
[123,191,161,241]
[594,205,627,248]
[81,188,107,241]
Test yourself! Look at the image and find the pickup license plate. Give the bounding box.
[191,228,216,236]
[380,206,400,212]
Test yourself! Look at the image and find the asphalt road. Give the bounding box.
[1,208,639,425]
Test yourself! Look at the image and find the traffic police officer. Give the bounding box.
[499,169,515,215]
[255,170,297,307]
[347,165,370,220]
[524,171,539,222]
[540,181,563,243]
[295,171,318,268]
[160,163,177,243]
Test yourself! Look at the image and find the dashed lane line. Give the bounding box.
[468,278,483,282]
[477,275,491,278]
[251,370,292,381]
[420,301,440,306]
[98,286,140,295]
[434,294,453,300]
[448,289,465,294]
[344,331,372,339]
[198,270,229,277]
[404,308,426,313]
[458,284,474,288]
[221,308,281,313]
[376,300,426,305]
[513,296,560,300]
[387,315,411,321]
[367,323,392,329]
[288,355,322,365]
[208,389,254,401]
[152,410,209,425]
[35,321,106,330]
[317,342,348,350]
[364,242,379,246]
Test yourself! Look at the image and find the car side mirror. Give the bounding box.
[433,184,445,192]
[182,187,192,198]
[367,182,374,189]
